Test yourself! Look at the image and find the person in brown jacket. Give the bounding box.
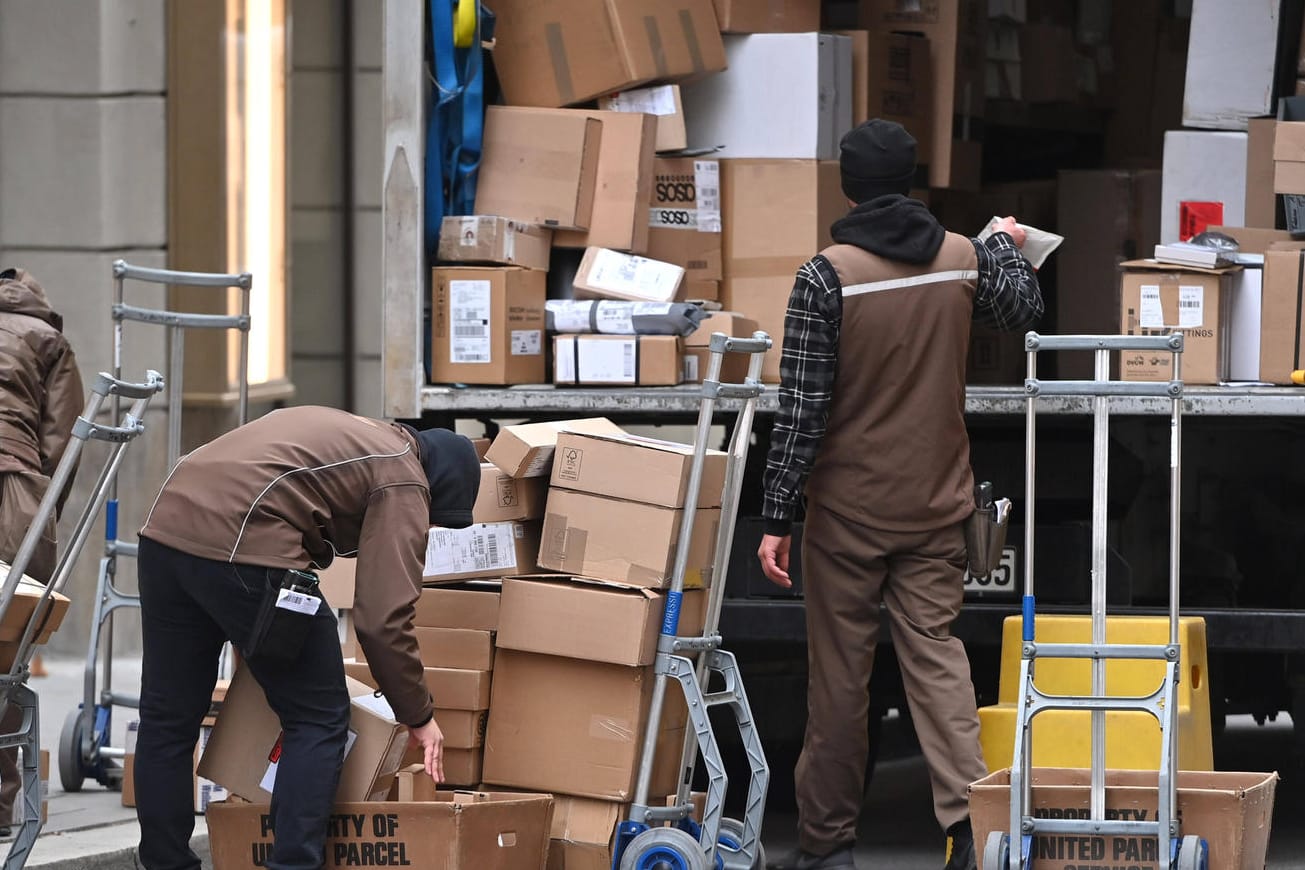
[131,406,479,870]
[757,121,1043,870]
[0,268,83,835]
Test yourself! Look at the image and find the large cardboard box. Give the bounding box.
[198,669,408,804]
[842,30,933,165]
[550,432,726,509]
[1160,131,1248,244]
[712,0,820,32]
[1274,120,1305,195]
[497,577,707,667]
[596,85,686,154]
[646,158,723,281]
[473,462,548,524]
[482,650,688,801]
[430,267,546,386]
[553,335,684,386]
[412,584,501,631]
[206,790,555,870]
[573,248,685,303]
[489,0,726,108]
[357,626,495,672]
[681,33,854,160]
[423,522,541,584]
[538,488,719,589]
[552,112,657,253]
[486,418,624,479]
[1246,118,1278,228]
[1181,0,1277,131]
[1260,243,1305,384]
[1119,260,1236,386]
[969,768,1276,870]
[720,159,844,382]
[437,216,553,272]
[474,108,601,230]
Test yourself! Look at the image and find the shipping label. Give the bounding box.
[693,161,722,233]
[587,250,682,301]
[1178,285,1203,328]
[424,523,518,577]
[577,338,637,383]
[605,84,678,116]
[510,329,541,356]
[1138,285,1164,329]
[448,280,492,364]
[595,302,635,334]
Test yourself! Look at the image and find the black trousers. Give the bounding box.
[134,537,350,870]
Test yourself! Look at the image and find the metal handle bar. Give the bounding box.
[708,332,773,355]
[112,304,250,332]
[1026,379,1182,398]
[1025,331,1184,353]
[113,260,253,290]
[89,371,166,400]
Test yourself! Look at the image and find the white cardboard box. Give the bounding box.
[1229,261,1264,382]
[1181,0,1278,131]
[1160,131,1248,244]
[680,32,853,160]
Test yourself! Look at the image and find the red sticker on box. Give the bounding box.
[1179,201,1224,242]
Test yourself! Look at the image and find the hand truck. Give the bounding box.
[611,331,772,870]
[58,261,252,793]
[983,332,1208,870]
[0,370,163,868]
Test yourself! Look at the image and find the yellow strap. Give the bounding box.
[453,0,476,48]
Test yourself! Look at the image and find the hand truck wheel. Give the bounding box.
[983,831,1012,870]
[618,827,709,870]
[1173,835,1208,870]
[716,817,765,870]
[57,708,86,793]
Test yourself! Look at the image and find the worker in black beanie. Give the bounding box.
[758,119,1044,870]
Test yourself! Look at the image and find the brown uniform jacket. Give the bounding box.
[140,406,435,726]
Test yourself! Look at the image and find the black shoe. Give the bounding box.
[944,819,976,870]
[767,845,858,870]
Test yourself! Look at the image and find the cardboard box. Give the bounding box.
[473,462,548,524]
[486,418,624,479]
[969,768,1276,870]
[482,650,688,801]
[198,669,408,804]
[127,716,220,813]
[550,432,727,509]
[423,521,541,584]
[686,311,759,347]
[355,626,495,671]
[682,311,759,382]
[1119,260,1236,386]
[712,0,820,32]
[1207,227,1294,256]
[553,335,683,386]
[552,112,658,253]
[437,216,553,272]
[1229,262,1265,382]
[431,267,547,386]
[538,488,719,589]
[497,577,707,667]
[206,791,555,870]
[679,279,720,303]
[0,575,70,645]
[646,158,723,281]
[1259,244,1305,384]
[317,558,355,611]
[442,748,484,787]
[1245,118,1277,228]
[344,661,493,712]
[546,794,623,870]
[489,0,726,108]
[842,30,933,165]
[1019,24,1078,104]
[681,33,854,160]
[1275,120,1305,195]
[1181,0,1278,131]
[597,85,686,154]
[474,108,602,230]
[412,584,501,631]
[1160,131,1248,244]
[573,248,685,303]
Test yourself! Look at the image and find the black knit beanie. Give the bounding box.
[412,427,480,528]
[839,119,917,204]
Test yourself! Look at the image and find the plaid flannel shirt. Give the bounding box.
[761,231,1043,536]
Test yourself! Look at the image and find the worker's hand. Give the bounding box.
[408,717,445,784]
[991,216,1027,248]
[758,534,792,589]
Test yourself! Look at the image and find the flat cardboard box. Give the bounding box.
[1160,130,1248,243]
[473,462,548,524]
[482,650,688,801]
[198,669,408,804]
[969,768,1276,870]
[474,107,601,230]
[344,662,492,712]
[431,267,547,386]
[553,335,683,386]
[573,248,685,303]
[356,626,495,672]
[538,488,719,589]
[0,573,70,645]
[552,111,657,253]
[1181,0,1277,131]
[597,85,686,154]
[423,521,541,584]
[681,33,854,160]
[497,577,706,667]
[206,791,554,870]
[712,0,820,32]
[486,418,624,479]
[413,584,502,631]
[550,431,727,509]
[1246,119,1277,228]
[437,216,553,271]
[1260,243,1305,384]
[646,158,723,281]
[839,30,933,164]
[1119,260,1236,386]
[489,0,726,107]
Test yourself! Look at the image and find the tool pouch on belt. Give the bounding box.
[247,569,323,661]
[965,481,1011,579]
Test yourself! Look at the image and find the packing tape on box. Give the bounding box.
[544,22,574,105]
[644,16,669,80]
[544,514,586,571]
[678,9,706,74]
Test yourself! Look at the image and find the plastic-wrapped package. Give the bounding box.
[545,300,707,336]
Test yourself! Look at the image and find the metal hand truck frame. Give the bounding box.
[611,331,772,870]
[58,261,251,793]
[983,332,1208,870]
[0,370,163,868]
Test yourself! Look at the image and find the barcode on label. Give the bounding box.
[455,324,488,336]
[1179,300,1198,307]
[486,534,499,565]
[623,342,636,378]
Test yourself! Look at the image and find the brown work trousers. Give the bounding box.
[795,500,987,855]
[0,471,57,824]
